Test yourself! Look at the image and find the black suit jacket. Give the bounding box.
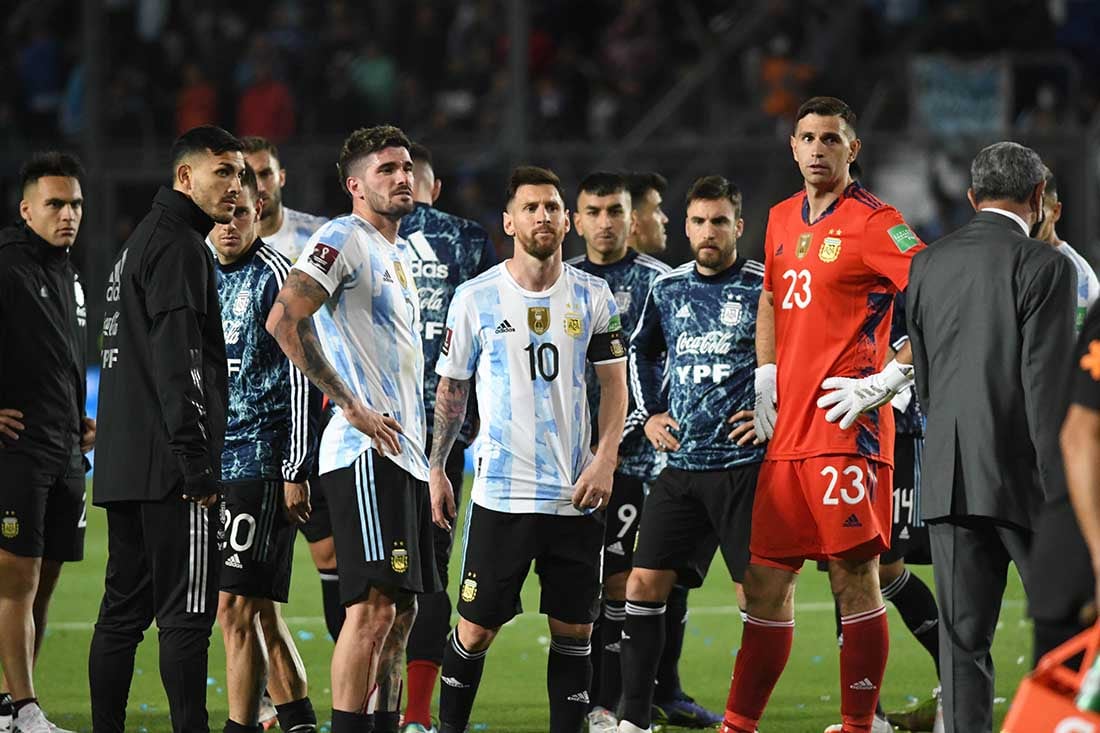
[908,210,1075,529]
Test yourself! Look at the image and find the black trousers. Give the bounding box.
[89,499,219,733]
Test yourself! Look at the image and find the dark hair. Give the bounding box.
[795,96,858,135]
[1043,165,1058,200]
[970,141,1045,204]
[239,163,259,201]
[337,124,411,190]
[240,135,280,162]
[505,165,564,205]
[625,171,667,208]
[577,171,626,200]
[409,142,433,167]
[20,151,85,191]
[170,125,245,170]
[685,175,742,218]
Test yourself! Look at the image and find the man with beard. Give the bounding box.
[90,125,242,733]
[243,137,328,263]
[430,166,628,733]
[266,125,441,733]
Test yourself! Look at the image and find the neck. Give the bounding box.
[696,250,737,277]
[805,173,851,222]
[258,204,284,238]
[353,201,400,243]
[413,191,433,206]
[977,200,1033,229]
[506,249,562,291]
[587,244,628,266]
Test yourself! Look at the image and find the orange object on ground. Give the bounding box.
[1003,625,1100,732]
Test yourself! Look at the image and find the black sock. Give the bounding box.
[0,693,12,715]
[439,632,487,729]
[597,601,625,711]
[882,568,941,676]
[319,567,346,642]
[620,600,667,728]
[373,710,399,733]
[547,635,592,733]
[332,709,372,733]
[834,599,844,648]
[654,586,686,701]
[275,697,318,731]
[589,612,603,709]
[224,720,263,732]
[12,698,37,714]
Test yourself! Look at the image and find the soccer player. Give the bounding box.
[721,97,925,733]
[625,172,669,256]
[396,142,497,733]
[430,166,628,733]
[1036,165,1098,333]
[0,152,92,733]
[210,164,321,733]
[266,125,441,733]
[91,125,241,733]
[616,176,763,733]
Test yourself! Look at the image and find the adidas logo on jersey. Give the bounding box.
[776,242,785,256]
[849,677,877,691]
[225,553,243,569]
[566,691,590,704]
[606,541,625,556]
[843,514,862,528]
[675,303,692,318]
[382,270,394,283]
[441,676,470,688]
[495,320,516,334]
[898,526,910,540]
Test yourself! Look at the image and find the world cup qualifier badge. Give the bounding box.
[1,511,18,539]
[391,541,409,573]
[461,572,478,602]
[528,306,550,335]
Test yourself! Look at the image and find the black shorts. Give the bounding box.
[633,463,758,587]
[299,404,336,544]
[603,472,645,579]
[320,450,442,604]
[457,502,605,629]
[882,435,931,565]
[0,451,86,562]
[424,437,466,588]
[218,479,296,602]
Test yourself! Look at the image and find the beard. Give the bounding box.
[367,187,414,220]
[693,242,732,268]
[518,230,561,260]
[259,187,281,220]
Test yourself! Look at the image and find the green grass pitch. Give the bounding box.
[33,481,1031,731]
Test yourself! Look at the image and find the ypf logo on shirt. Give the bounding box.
[308,242,339,274]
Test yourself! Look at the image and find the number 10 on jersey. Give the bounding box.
[524,342,560,381]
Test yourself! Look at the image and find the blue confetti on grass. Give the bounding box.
[473,724,489,730]
[207,676,216,686]
[297,630,316,641]
[811,655,823,664]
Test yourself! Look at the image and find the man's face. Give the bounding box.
[349,146,415,220]
[210,189,262,263]
[20,176,83,247]
[180,150,245,225]
[630,187,668,254]
[1036,192,1062,243]
[686,197,742,270]
[504,184,569,261]
[574,189,630,259]
[791,114,860,188]
[244,149,284,222]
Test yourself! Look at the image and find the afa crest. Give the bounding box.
[528,307,550,335]
[461,574,478,602]
[819,230,842,263]
[390,542,408,573]
[564,311,583,338]
[720,300,743,326]
[1,512,18,539]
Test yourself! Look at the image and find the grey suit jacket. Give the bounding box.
[908,210,1075,529]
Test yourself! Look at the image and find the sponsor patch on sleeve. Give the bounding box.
[607,314,622,331]
[308,242,339,273]
[887,224,920,253]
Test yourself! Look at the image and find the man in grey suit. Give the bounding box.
[907,141,1076,733]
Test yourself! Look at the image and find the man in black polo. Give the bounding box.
[89,125,243,733]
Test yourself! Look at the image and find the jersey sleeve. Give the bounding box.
[292,228,355,296]
[1071,299,1100,411]
[762,211,777,293]
[144,239,211,317]
[435,289,480,380]
[860,207,925,291]
[628,285,668,416]
[587,280,628,365]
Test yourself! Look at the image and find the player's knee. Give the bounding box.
[603,570,630,601]
[828,557,881,613]
[345,594,398,644]
[625,568,675,602]
[877,558,905,587]
[218,593,259,633]
[309,537,337,570]
[547,618,592,642]
[742,564,796,616]
[456,618,498,652]
[0,551,41,599]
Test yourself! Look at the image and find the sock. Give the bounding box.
[319,567,346,642]
[619,600,666,728]
[839,606,889,733]
[834,599,844,648]
[589,612,603,708]
[12,698,37,714]
[0,693,10,715]
[275,697,318,731]
[224,720,263,733]
[722,615,794,733]
[405,660,441,725]
[547,635,592,733]
[882,568,940,675]
[597,601,625,711]
[373,710,400,733]
[439,632,488,730]
[654,585,687,701]
[332,709,372,733]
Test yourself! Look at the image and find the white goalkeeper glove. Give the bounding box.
[753,364,778,442]
[817,359,915,430]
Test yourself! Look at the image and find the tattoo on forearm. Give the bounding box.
[431,377,470,468]
[376,604,416,710]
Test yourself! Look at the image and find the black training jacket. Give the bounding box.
[93,187,227,504]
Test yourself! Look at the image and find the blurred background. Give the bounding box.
[1,0,1098,342]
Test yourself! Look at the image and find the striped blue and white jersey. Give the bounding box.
[1055,241,1100,333]
[567,249,670,481]
[265,206,329,262]
[630,258,766,471]
[293,214,429,480]
[216,241,320,482]
[436,262,626,515]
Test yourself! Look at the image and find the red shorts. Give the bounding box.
[750,455,892,571]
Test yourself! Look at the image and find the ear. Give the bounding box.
[278,168,287,188]
[629,208,640,236]
[790,134,798,162]
[967,188,978,212]
[176,162,192,192]
[253,196,264,223]
[1052,200,1063,225]
[562,211,571,235]
[735,217,745,239]
[345,176,361,200]
[848,137,862,163]
[572,209,583,233]
[431,178,442,203]
[19,199,31,224]
[502,209,515,237]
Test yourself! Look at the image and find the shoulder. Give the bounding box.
[652,262,694,289]
[769,190,805,218]
[453,262,504,299]
[565,253,587,268]
[312,215,361,253]
[846,183,891,214]
[566,262,613,293]
[255,244,293,280]
[741,258,765,281]
[633,252,672,275]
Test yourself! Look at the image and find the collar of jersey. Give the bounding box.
[501,260,566,298]
[155,186,216,236]
[692,256,745,283]
[581,248,638,272]
[801,181,863,226]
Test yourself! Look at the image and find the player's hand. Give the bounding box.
[80,416,97,453]
[572,455,614,511]
[0,408,25,441]
[727,410,758,446]
[283,481,311,524]
[644,413,681,452]
[817,359,915,430]
[186,492,220,508]
[345,401,403,456]
[753,364,777,442]
[430,466,457,531]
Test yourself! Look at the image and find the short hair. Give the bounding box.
[1042,165,1058,200]
[505,165,564,206]
[577,171,626,200]
[409,142,433,167]
[20,152,85,191]
[239,163,259,201]
[240,136,280,163]
[337,124,411,189]
[170,125,244,170]
[795,96,858,135]
[625,171,667,208]
[685,175,742,218]
[970,142,1046,204]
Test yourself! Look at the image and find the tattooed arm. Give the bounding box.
[428,376,470,530]
[266,269,402,455]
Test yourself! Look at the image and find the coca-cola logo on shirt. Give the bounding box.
[308,242,339,273]
[675,331,734,356]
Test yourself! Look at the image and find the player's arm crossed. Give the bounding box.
[428,376,470,530]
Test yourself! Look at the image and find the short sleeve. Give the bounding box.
[435,289,480,380]
[1070,306,1100,411]
[293,229,353,296]
[763,212,776,292]
[588,280,627,364]
[145,239,211,317]
[860,206,925,291]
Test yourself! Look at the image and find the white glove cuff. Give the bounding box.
[882,359,915,393]
[755,363,777,388]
